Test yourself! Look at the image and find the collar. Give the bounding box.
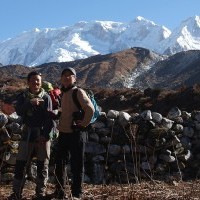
[24,88,46,99]
[61,84,76,92]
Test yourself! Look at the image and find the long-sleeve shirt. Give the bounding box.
[58,86,94,133]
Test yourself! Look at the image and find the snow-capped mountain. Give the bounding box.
[0,15,200,66]
[159,16,200,54]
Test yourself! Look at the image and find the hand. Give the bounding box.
[30,98,44,106]
[74,120,85,128]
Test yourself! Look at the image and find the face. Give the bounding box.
[28,75,42,94]
[61,71,76,88]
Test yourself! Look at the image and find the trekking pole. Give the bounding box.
[65,166,73,200]
[18,128,33,197]
[105,120,115,170]
[52,162,73,199]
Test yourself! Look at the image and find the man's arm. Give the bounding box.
[77,89,94,127]
[41,94,54,140]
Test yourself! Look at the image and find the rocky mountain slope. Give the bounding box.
[0,47,163,90]
[0,47,200,92]
[0,47,200,116]
[132,50,200,89]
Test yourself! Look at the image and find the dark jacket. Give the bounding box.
[15,88,53,140]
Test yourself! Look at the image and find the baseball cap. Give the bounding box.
[61,67,76,77]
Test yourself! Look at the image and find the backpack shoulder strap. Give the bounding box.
[72,88,82,111]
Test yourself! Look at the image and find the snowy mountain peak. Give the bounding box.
[94,20,123,28]
[161,16,200,54]
[134,16,156,26]
[179,15,200,32]
[181,15,200,25]
[0,16,200,66]
[33,28,40,33]
[194,15,200,25]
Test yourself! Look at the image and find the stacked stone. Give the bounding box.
[0,112,22,183]
[83,107,200,183]
[1,107,200,184]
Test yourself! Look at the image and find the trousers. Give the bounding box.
[54,132,85,196]
[12,137,51,196]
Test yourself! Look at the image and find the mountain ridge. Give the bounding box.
[0,47,199,91]
[1,16,200,66]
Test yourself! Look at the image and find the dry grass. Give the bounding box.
[1,180,200,199]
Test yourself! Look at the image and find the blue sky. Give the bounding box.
[0,0,199,41]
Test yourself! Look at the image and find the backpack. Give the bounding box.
[48,88,61,110]
[42,81,61,110]
[72,88,100,124]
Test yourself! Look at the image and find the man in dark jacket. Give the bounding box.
[9,71,54,200]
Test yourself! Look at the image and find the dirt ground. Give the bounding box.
[1,180,200,199]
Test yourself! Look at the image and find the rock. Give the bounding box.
[100,136,112,144]
[6,122,21,134]
[7,112,22,123]
[183,126,194,137]
[3,152,17,165]
[172,124,184,133]
[173,147,184,155]
[118,111,131,127]
[92,163,105,184]
[173,116,184,124]
[9,141,19,150]
[167,107,181,119]
[156,163,166,173]
[119,95,127,101]
[130,113,141,124]
[170,135,180,146]
[11,134,22,141]
[89,133,99,143]
[1,172,14,182]
[152,112,163,124]
[122,145,130,154]
[159,154,175,162]
[0,113,8,128]
[92,155,104,163]
[91,121,106,129]
[181,111,191,120]
[97,127,111,136]
[192,110,200,122]
[161,118,174,129]
[140,110,152,121]
[107,110,119,119]
[85,142,106,154]
[0,127,11,143]
[106,118,115,127]
[179,150,191,161]
[108,145,121,156]
[194,121,200,130]
[141,161,154,170]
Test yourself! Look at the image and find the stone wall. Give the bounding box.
[1,107,200,184]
